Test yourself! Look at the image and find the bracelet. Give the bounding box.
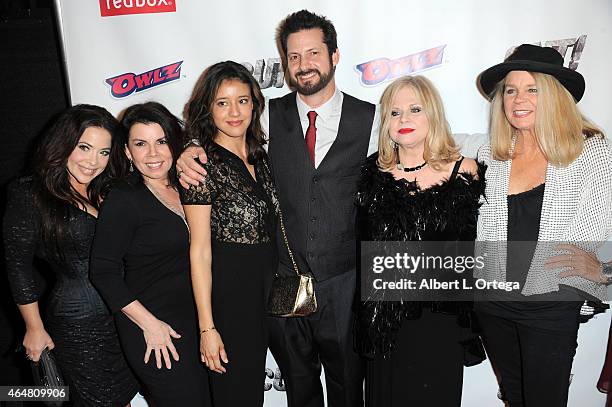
[200,326,216,334]
[183,138,201,149]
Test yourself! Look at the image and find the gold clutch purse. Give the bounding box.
[267,208,317,317]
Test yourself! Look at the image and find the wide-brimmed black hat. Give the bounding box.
[478,44,585,102]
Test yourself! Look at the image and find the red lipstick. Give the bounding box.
[398,128,415,134]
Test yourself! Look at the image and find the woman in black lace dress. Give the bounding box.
[90,102,209,406]
[355,76,485,406]
[3,105,138,406]
[180,61,277,406]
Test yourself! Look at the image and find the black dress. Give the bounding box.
[355,154,486,407]
[90,176,209,407]
[3,177,139,406]
[180,144,278,407]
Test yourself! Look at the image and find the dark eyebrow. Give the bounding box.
[215,95,250,101]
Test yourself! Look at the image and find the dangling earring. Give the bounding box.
[389,138,398,149]
[129,159,134,172]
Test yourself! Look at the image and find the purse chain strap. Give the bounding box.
[262,158,302,278]
[277,206,302,277]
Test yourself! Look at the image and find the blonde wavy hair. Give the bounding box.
[488,71,604,166]
[377,75,460,171]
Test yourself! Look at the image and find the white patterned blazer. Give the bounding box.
[476,136,612,301]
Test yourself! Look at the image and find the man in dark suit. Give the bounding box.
[177,10,378,406]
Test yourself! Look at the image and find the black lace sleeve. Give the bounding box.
[179,163,216,205]
[3,178,41,305]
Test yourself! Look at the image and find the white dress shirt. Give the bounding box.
[260,88,380,167]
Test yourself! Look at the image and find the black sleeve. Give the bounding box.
[3,179,41,305]
[90,184,139,313]
[179,162,215,205]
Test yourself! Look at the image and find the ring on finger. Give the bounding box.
[177,170,184,178]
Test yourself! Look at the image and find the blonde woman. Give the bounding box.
[355,75,485,406]
[475,44,611,407]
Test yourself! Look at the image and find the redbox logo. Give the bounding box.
[99,0,176,17]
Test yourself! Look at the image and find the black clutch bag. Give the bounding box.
[31,348,65,407]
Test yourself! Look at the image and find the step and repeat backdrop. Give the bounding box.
[55,1,611,406]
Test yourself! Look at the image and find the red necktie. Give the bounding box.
[305,111,317,165]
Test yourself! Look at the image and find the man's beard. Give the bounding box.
[289,65,336,96]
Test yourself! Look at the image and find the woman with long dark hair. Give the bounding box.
[180,61,278,406]
[90,102,209,406]
[3,104,138,406]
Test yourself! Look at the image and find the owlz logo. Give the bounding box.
[355,45,446,86]
[105,61,182,98]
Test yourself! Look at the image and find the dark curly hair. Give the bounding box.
[183,61,266,164]
[119,102,183,188]
[32,104,126,251]
[277,9,338,60]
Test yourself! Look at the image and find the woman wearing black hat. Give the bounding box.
[474,44,611,406]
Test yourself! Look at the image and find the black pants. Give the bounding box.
[476,304,582,407]
[267,270,363,407]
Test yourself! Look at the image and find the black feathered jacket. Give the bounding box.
[354,153,487,361]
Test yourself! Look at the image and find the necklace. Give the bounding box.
[144,182,187,226]
[397,161,428,172]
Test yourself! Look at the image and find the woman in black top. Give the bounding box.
[180,61,277,406]
[3,105,138,406]
[90,102,209,406]
[355,75,484,407]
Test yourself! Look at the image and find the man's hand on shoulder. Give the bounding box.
[459,157,479,178]
[177,145,208,189]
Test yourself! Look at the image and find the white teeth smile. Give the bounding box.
[145,162,163,169]
[79,167,95,175]
[513,110,531,117]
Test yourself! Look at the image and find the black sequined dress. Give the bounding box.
[3,177,138,406]
[355,153,486,406]
[180,144,278,407]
